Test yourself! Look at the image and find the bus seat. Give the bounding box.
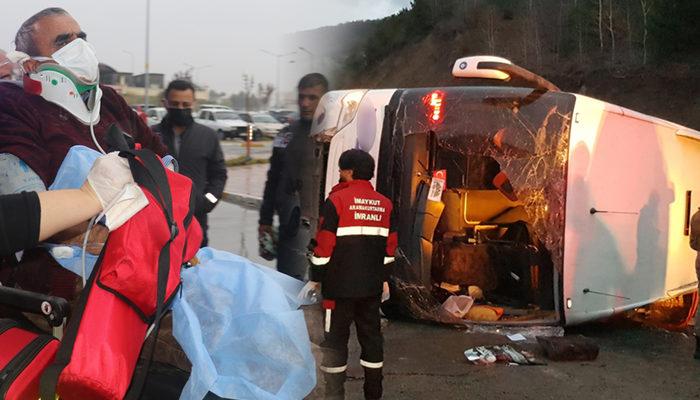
[439,189,524,234]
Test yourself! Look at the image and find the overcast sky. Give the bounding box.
[1,0,411,99]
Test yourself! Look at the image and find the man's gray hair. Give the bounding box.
[14,7,69,56]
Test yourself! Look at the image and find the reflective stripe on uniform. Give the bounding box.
[311,256,331,265]
[336,226,389,237]
[320,364,348,374]
[325,309,332,333]
[384,257,395,264]
[360,359,383,369]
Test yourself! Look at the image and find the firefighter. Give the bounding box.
[308,149,397,400]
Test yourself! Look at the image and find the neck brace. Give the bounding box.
[24,64,102,125]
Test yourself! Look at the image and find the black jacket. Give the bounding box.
[0,191,40,257]
[153,119,227,215]
[259,119,319,229]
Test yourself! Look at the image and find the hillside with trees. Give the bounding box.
[331,0,699,129]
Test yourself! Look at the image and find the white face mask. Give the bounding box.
[51,38,99,85]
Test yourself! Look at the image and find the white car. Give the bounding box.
[251,113,286,137]
[145,107,167,127]
[199,104,233,111]
[196,109,250,140]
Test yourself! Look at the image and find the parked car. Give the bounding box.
[200,104,233,111]
[145,107,167,127]
[196,109,260,140]
[269,109,297,123]
[251,113,286,137]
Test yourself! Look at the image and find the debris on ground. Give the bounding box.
[468,325,565,342]
[536,335,599,361]
[507,333,527,342]
[464,345,543,365]
[441,295,474,318]
[465,305,504,321]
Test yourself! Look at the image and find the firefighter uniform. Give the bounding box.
[310,179,397,400]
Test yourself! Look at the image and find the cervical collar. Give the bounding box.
[24,64,102,126]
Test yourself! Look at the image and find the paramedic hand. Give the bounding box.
[297,281,321,304]
[381,281,390,303]
[84,152,148,232]
[84,152,135,210]
[259,224,273,238]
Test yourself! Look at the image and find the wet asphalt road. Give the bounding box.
[208,201,700,399]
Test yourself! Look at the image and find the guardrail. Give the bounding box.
[221,191,262,210]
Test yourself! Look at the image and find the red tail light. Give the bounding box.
[423,90,445,124]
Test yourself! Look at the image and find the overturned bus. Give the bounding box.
[308,56,700,326]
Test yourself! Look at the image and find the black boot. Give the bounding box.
[695,335,700,360]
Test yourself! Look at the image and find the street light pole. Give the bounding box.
[260,49,296,108]
[144,0,151,110]
[298,46,315,70]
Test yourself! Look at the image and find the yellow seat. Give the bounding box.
[439,189,524,234]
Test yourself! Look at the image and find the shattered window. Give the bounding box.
[379,87,575,325]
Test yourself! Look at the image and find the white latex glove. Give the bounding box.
[86,152,149,231]
[86,152,134,209]
[381,281,390,303]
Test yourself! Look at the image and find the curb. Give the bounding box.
[221,191,262,210]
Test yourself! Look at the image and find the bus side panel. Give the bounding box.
[564,95,699,325]
[324,90,396,197]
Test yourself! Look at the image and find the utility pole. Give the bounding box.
[260,49,296,108]
[144,0,151,109]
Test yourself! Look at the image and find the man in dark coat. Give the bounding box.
[259,73,328,280]
[152,79,227,247]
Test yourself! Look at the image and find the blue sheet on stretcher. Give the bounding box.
[173,248,316,400]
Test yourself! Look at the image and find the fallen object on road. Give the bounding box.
[441,295,474,318]
[466,305,504,321]
[464,345,541,365]
[536,335,599,361]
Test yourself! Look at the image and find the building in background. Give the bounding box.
[99,63,209,107]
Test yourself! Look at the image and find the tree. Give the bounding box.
[640,0,651,64]
[257,83,275,109]
[483,6,497,54]
[607,0,616,64]
[172,69,193,82]
[598,0,604,51]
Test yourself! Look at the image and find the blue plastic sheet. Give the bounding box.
[46,145,102,275]
[173,248,316,400]
[48,145,102,190]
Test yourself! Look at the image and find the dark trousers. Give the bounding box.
[276,223,312,281]
[195,213,208,248]
[321,296,383,400]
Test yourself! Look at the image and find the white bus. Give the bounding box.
[308,56,700,326]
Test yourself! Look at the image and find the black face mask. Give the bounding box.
[167,108,194,127]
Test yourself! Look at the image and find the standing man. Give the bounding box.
[259,73,328,280]
[690,206,700,359]
[308,149,396,400]
[152,80,227,247]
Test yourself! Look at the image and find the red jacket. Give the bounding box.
[310,180,397,298]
